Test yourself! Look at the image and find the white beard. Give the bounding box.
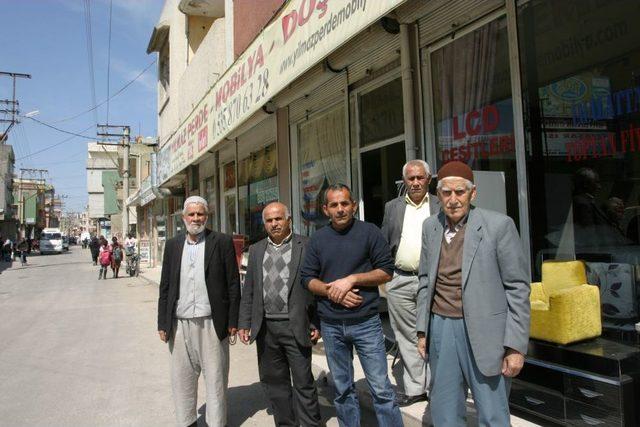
[184,221,205,235]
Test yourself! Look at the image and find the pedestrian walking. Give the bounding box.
[157,196,241,427]
[301,184,403,427]
[238,201,322,427]
[98,240,112,280]
[89,235,100,265]
[110,237,123,278]
[380,159,439,407]
[417,161,530,426]
[17,238,28,266]
[2,236,12,262]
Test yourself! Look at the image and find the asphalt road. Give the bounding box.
[0,246,375,426]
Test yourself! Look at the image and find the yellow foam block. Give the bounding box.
[541,260,587,294]
[530,284,601,345]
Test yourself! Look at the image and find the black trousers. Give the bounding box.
[257,319,321,427]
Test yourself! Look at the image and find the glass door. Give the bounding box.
[425,14,519,223]
[356,75,406,227]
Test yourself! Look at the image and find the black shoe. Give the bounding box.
[396,393,428,407]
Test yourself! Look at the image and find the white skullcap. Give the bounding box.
[183,196,209,213]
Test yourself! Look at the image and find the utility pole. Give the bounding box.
[97,124,130,236]
[0,71,31,143]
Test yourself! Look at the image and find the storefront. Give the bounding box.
[155,0,640,423]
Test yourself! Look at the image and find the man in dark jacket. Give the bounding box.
[157,196,241,427]
[238,201,321,426]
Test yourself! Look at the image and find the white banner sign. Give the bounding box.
[158,0,406,185]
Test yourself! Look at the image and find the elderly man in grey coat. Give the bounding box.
[416,161,530,426]
[381,159,438,407]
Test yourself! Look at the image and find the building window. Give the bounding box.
[297,104,348,235]
[518,0,640,340]
[159,41,170,106]
[187,15,214,63]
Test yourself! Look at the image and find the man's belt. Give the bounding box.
[395,268,418,276]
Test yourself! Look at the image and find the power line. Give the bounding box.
[24,117,99,139]
[15,124,95,160]
[51,59,156,123]
[106,0,113,125]
[83,0,99,127]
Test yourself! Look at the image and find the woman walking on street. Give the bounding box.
[89,235,100,265]
[98,239,112,280]
[110,237,123,278]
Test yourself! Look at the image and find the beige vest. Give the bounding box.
[431,226,466,318]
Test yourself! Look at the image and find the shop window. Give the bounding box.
[189,164,199,191]
[204,176,217,230]
[297,105,349,235]
[518,0,640,340]
[222,161,237,234]
[430,16,518,223]
[238,144,278,243]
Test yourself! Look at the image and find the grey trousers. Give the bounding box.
[169,317,229,427]
[429,314,511,427]
[386,272,429,396]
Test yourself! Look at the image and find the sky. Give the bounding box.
[0,0,164,212]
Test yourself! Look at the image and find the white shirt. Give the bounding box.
[175,233,211,319]
[124,237,137,249]
[444,217,467,244]
[395,194,431,272]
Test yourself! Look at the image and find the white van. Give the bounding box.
[40,228,63,254]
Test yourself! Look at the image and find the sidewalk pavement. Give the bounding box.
[139,266,540,427]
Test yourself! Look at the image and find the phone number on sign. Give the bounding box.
[215,69,270,138]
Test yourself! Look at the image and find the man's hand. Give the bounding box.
[310,328,321,345]
[327,276,355,304]
[228,327,238,336]
[238,328,251,344]
[417,336,427,360]
[339,289,363,308]
[158,330,168,343]
[502,348,525,377]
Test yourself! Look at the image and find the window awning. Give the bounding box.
[147,1,172,53]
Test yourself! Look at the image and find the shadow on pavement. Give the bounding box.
[195,381,269,426]
[0,260,12,275]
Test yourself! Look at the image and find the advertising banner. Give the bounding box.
[139,239,151,264]
[158,0,407,185]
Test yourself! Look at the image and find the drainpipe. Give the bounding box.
[150,152,171,199]
[400,23,417,162]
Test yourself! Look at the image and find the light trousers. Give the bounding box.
[429,314,511,427]
[386,272,430,396]
[170,317,229,427]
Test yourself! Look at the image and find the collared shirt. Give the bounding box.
[267,231,293,248]
[394,193,431,272]
[175,232,211,319]
[444,215,468,244]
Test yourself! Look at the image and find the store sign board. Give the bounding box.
[139,239,151,264]
[158,0,407,185]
